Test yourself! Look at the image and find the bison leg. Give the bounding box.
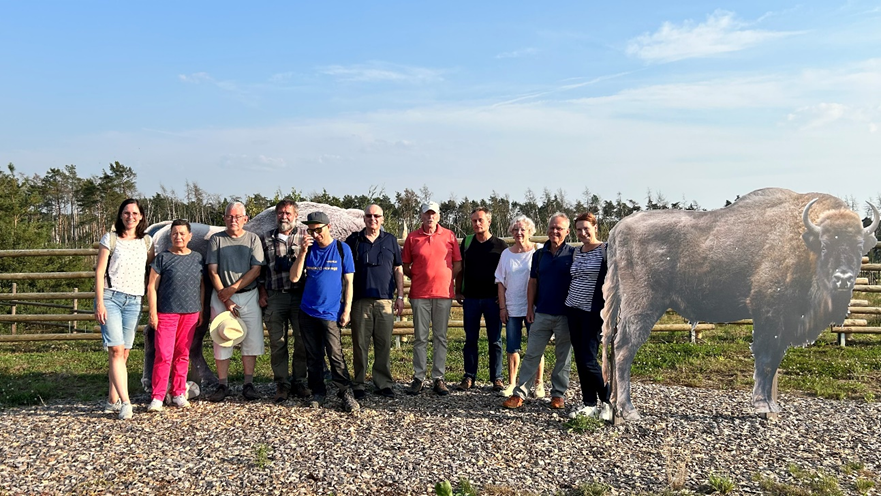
[751,328,787,414]
[187,315,217,387]
[613,312,657,421]
[141,324,156,393]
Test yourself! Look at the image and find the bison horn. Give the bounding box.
[802,198,820,236]
[866,202,880,234]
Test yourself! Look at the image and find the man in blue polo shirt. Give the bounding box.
[345,204,405,399]
[290,211,359,413]
[503,212,575,411]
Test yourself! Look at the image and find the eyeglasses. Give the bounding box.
[226,215,246,222]
[307,225,326,235]
[365,214,383,219]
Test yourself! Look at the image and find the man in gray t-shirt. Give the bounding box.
[205,201,266,402]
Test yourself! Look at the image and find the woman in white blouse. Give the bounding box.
[494,215,545,398]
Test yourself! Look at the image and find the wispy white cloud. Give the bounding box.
[178,72,214,84]
[626,10,800,63]
[319,62,443,84]
[786,102,879,132]
[495,47,538,59]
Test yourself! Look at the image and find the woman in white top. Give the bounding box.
[494,215,545,398]
[95,199,154,420]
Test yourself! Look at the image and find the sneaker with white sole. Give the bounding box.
[171,395,191,408]
[599,402,613,422]
[499,383,516,398]
[118,402,133,420]
[533,383,546,399]
[147,399,164,413]
[567,403,599,419]
[103,399,121,414]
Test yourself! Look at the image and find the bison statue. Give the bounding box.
[142,201,366,390]
[600,188,879,420]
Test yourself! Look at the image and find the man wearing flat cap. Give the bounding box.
[290,211,359,413]
[401,201,462,396]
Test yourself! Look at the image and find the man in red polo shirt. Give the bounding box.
[402,202,462,396]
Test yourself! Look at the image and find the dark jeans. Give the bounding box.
[298,311,352,397]
[462,297,503,381]
[566,306,610,406]
[264,289,307,387]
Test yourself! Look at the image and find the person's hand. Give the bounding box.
[225,300,239,315]
[301,236,313,251]
[258,292,268,307]
[149,311,159,330]
[500,307,508,324]
[455,292,464,305]
[526,308,535,324]
[339,309,350,327]
[394,298,404,317]
[218,286,236,302]
[196,310,204,327]
[95,302,107,325]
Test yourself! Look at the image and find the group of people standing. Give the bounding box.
[95,198,613,421]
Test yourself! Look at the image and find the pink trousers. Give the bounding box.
[151,312,199,400]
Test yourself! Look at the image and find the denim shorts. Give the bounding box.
[100,289,142,349]
[505,316,531,354]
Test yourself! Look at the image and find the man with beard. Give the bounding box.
[258,199,311,402]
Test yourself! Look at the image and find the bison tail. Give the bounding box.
[600,240,620,385]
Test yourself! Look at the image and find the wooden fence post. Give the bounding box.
[11,282,16,334]
[72,287,78,332]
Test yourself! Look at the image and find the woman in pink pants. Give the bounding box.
[146,220,205,412]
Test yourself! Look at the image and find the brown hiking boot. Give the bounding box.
[457,377,473,391]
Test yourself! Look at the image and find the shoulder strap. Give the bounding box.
[108,231,118,256]
[463,234,474,251]
[336,240,346,285]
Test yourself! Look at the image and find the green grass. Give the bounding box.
[3,316,881,407]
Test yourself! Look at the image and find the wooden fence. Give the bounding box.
[1,240,880,345]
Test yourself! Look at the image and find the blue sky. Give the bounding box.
[2,1,880,211]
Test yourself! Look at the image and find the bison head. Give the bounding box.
[802,199,880,291]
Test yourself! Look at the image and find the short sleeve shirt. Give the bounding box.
[301,241,356,321]
[151,251,204,314]
[460,235,508,299]
[402,225,462,299]
[345,230,402,300]
[100,233,153,297]
[206,231,265,291]
[494,243,542,317]
[530,243,576,315]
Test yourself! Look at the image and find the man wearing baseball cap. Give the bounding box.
[402,201,462,396]
[290,211,359,413]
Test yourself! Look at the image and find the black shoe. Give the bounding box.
[406,379,423,395]
[375,387,395,398]
[207,384,229,403]
[353,389,366,400]
[242,383,261,401]
[292,383,312,399]
[433,379,450,396]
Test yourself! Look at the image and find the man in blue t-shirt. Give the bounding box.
[290,211,359,413]
[503,212,575,411]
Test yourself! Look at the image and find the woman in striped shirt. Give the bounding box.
[565,212,612,420]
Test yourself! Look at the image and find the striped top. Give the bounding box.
[565,246,604,312]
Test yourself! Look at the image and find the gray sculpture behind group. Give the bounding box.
[601,188,879,421]
[142,202,365,390]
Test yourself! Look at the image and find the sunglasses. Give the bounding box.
[364,214,383,219]
[307,225,326,235]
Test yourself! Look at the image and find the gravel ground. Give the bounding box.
[1,381,879,495]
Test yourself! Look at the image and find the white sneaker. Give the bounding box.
[146,399,164,413]
[103,399,121,414]
[171,395,191,408]
[567,404,599,419]
[499,384,516,398]
[118,402,133,420]
[533,383,546,399]
[599,402,614,422]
